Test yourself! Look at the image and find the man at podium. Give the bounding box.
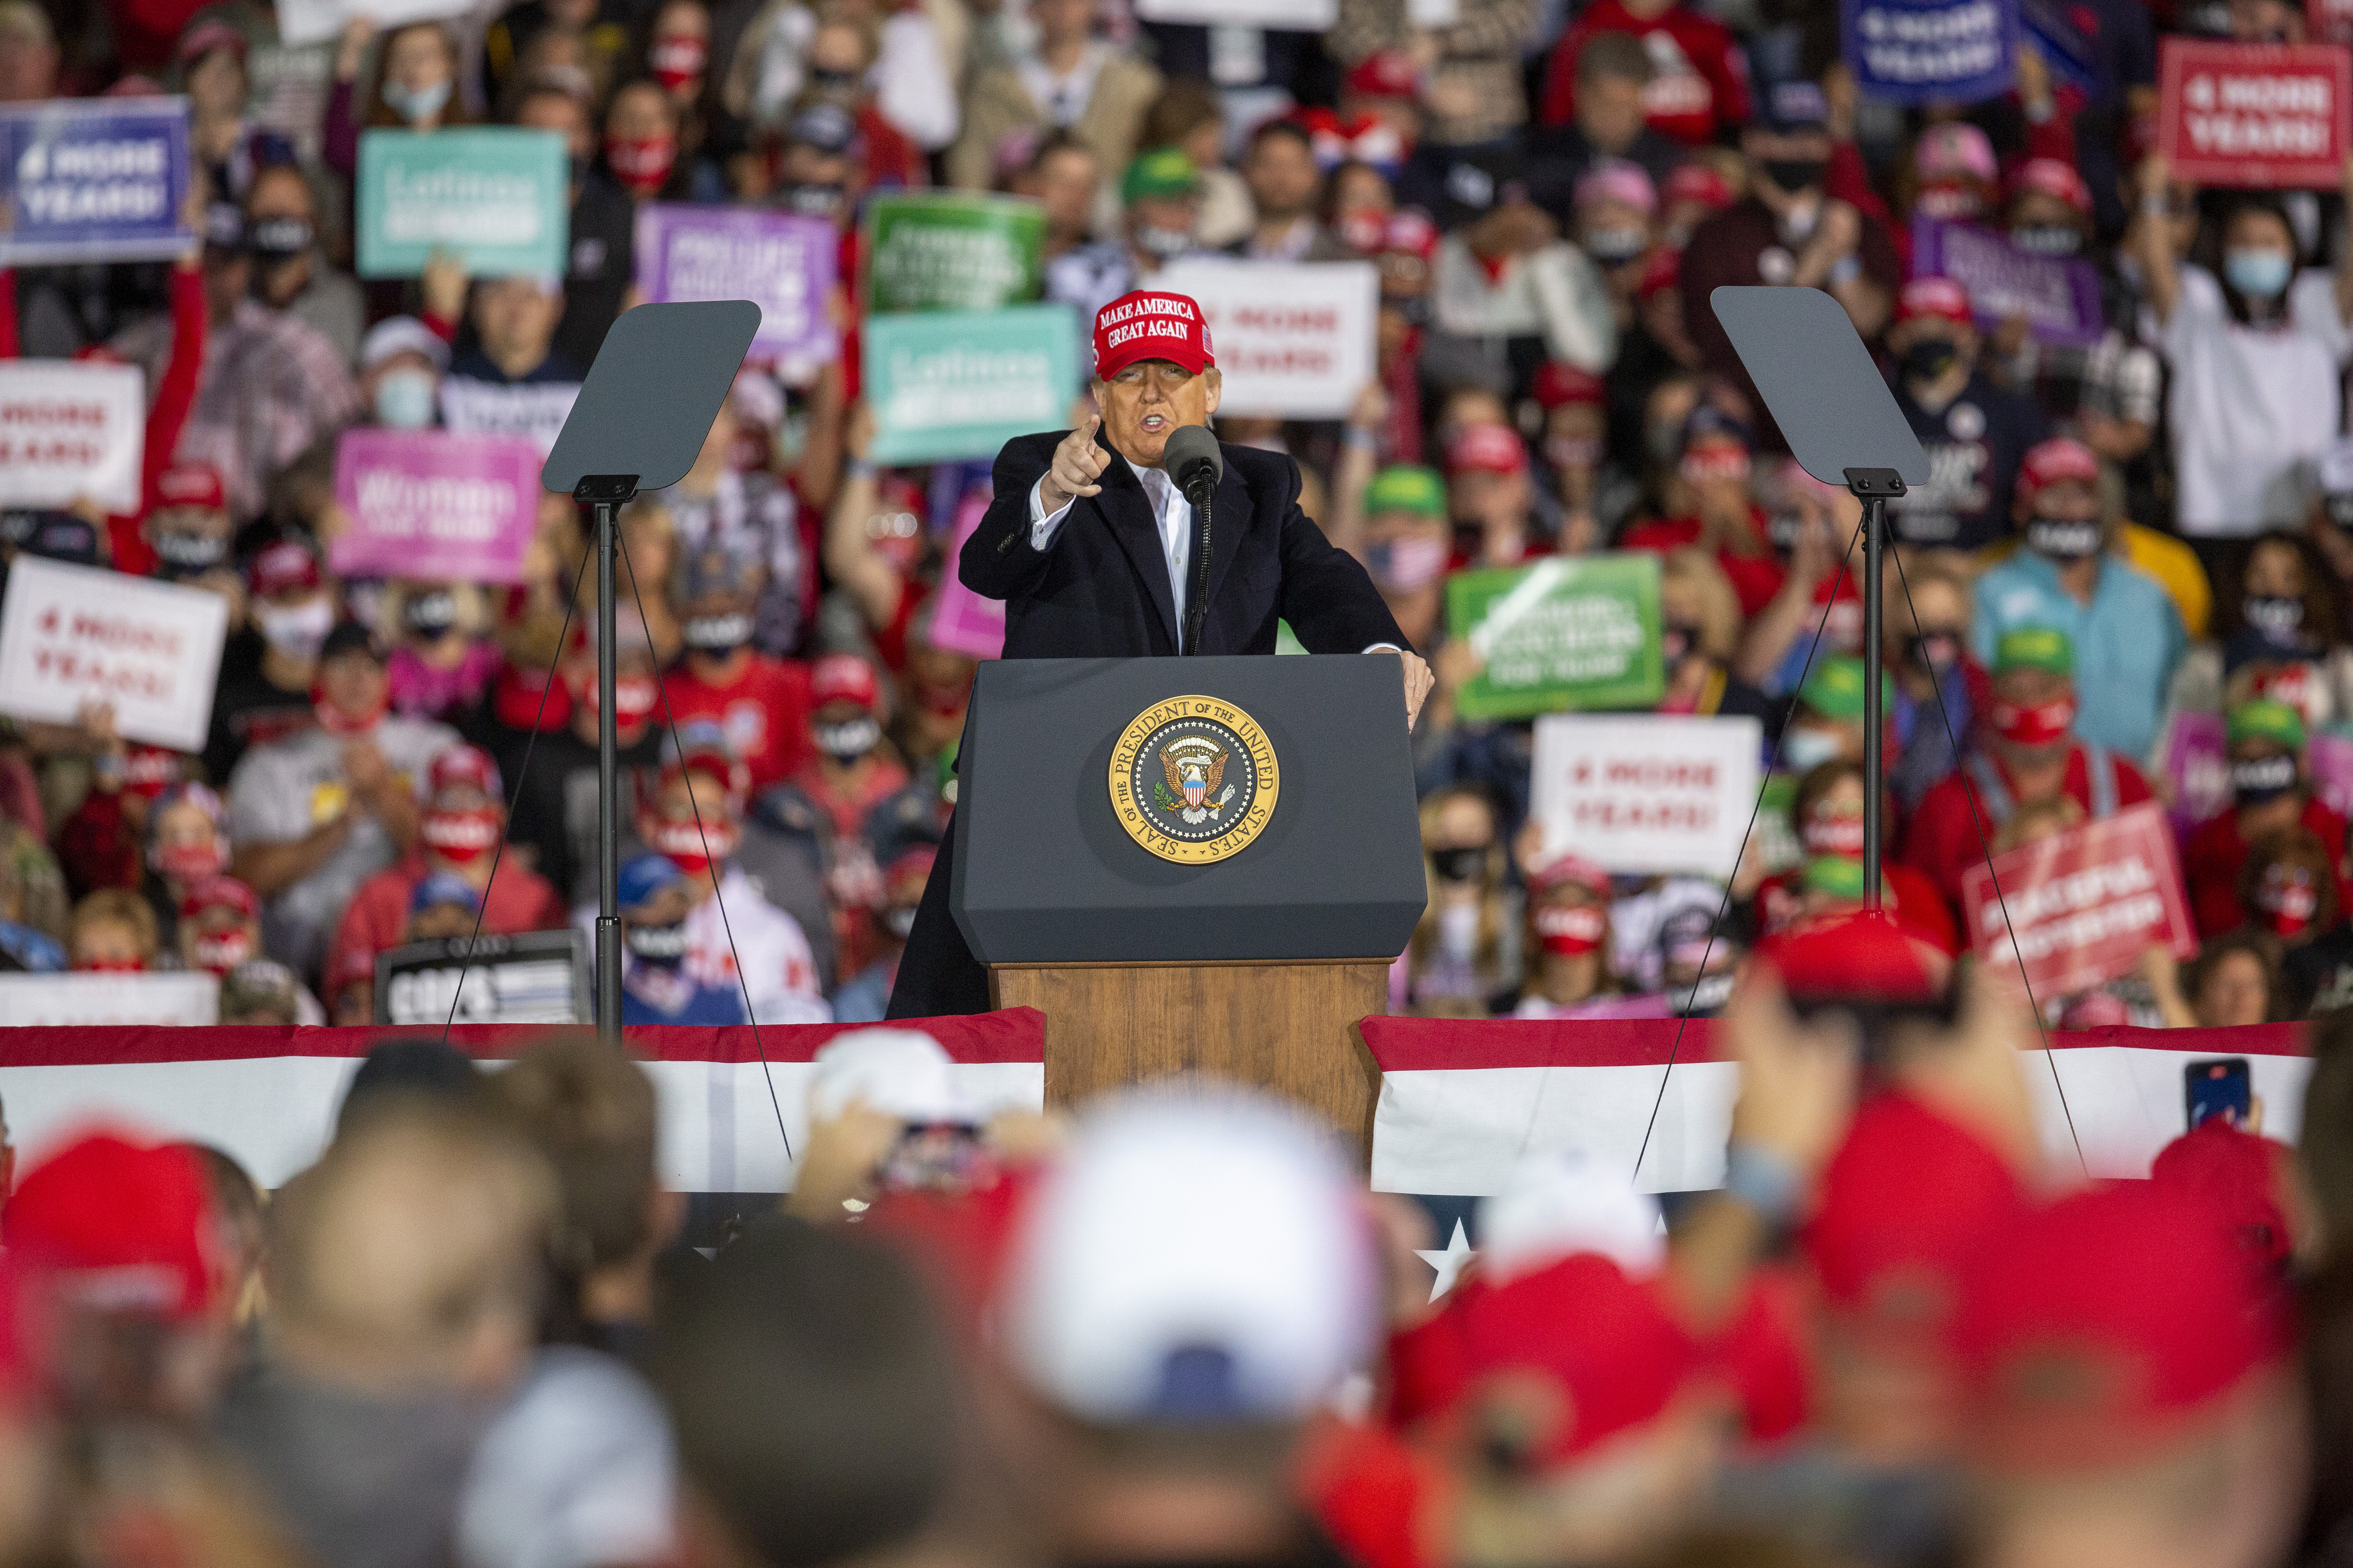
[887,288,1433,1018]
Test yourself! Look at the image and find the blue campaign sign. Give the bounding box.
[0,97,194,265]
[1843,0,2020,104]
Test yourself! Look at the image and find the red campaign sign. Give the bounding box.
[1961,802,2198,998]
[2159,39,2353,189]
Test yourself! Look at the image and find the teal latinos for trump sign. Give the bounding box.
[356,128,568,279]
[864,305,1078,464]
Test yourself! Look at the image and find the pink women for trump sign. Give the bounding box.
[329,428,541,584]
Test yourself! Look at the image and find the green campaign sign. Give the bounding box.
[1447,552,1665,720]
[356,127,568,279]
[864,192,1044,313]
[864,305,1076,464]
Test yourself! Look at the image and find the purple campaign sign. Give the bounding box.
[634,203,838,361]
[2164,710,2230,836]
[1911,215,2105,348]
[329,429,541,585]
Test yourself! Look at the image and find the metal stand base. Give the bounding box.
[1844,468,1906,912]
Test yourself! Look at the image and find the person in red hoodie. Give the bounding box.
[659,539,814,795]
[1537,0,1752,147]
[322,743,567,992]
[1902,626,2154,919]
[2182,700,2352,938]
[1618,406,1785,618]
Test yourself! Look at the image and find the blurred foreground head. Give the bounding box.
[655,1223,958,1568]
[1955,1184,2304,1568]
[996,1087,1377,1559]
[265,1097,554,1396]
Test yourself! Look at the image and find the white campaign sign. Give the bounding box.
[1135,0,1338,24]
[436,377,580,456]
[0,361,145,513]
[275,0,486,47]
[1531,713,1761,876]
[0,559,229,752]
[0,973,218,1026]
[1155,259,1377,418]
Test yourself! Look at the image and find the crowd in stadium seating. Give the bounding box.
[4,0,2353,1026]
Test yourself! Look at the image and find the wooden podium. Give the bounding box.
[955,658,1424,1145]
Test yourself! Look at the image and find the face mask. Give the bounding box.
[1780,726,1845,773]
[884,905,919,939]
[255,597,334,660]
[649,34,707,89]
[815,715,882,763]
[2026,516,2103,559]
[2258,864,2319,936]
[643,814,741,878]
[2246,595,2305,641]
[626,920,689,966]
[1914,183,1982,221]
[402,589,460,639]
[781,181,845,219]
[383,78,452,124]
[1907,629,1962,676]
[1679,445,1751,486]
[1802,813,1867,858]
[1584,226,1649,266]
[1546,433,1604,469]
[152,837,225,882]
[683,612,754,653]
[246,215,314,259]
[2225,248,2292,300]
[422,806,499,863]
[2232,752,2300,807]
[191,929,254,975]
[1534,902,1607,957]
[375,367,436,429]
[1134,223,1195,260]
[1659,621,1700,666]
[1674,967,1736,1017]
[1437,900,1480,963]
[1991,692,2077,748]
[583,673,662,728]
[808,65,861,91]
[79,958,146,974]
[2012,224,2082,257]
[1367,535,1448,595]
[1901,338,1961,383]
[1338,210,1389,253]
[1429,845,1486,883]
[606,134,676,196]
[151,529,226,575]
[1762,158,1825,196]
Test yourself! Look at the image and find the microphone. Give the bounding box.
[1162,425,1222,658]
[1164,425,1223,505]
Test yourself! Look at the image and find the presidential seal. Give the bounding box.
[1108,695,1280,864]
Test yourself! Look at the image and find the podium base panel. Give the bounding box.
[989,959,1387,1152]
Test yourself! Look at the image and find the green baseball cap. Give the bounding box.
[1122,146,1201,204]
[2228,699,2307,752]
[1365,465,1447,519]
[1994,625,2074,678]
[1797,656,1893,722]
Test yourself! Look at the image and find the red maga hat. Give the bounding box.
[2149,1119,2292,1271]
[154,462,225,512]
[1897,276,1973,327]
[428,743,504,802]
[2,1130,219,1322]
[246,539,321,598]
[1092,291,1215,381]
[811,652,881,711]
[179,875,258,923]
[1445,422,1527,476]
[1344,48,1419,98]
[2016,436,2101,501]
[1533,360,1606,410]
[1755,910,1939,1007]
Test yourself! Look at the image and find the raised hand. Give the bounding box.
[1039,415,1110,513]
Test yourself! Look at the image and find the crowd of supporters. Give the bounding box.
[2,0,2352,1025]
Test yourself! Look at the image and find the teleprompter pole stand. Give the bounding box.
[576,473,638,1045]
[1845,468,1905,911]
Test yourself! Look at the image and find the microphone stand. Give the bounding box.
[1183,473,1213,656]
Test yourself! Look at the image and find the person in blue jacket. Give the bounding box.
[616,854,748,1026]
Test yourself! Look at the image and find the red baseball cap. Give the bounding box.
[154,463,225,512]
[1755,910,1940,1007]
[1664,161,1736,211]
[428,743,504,803]
[179,875,258,924]
[1802,1092,2025,1335]
[2016,436,2101,502]
[665,727,749,800]
[1383,209,1439,261]
[1445,422,1527,476]
[1344,48,1419,99]
[1533,360,1605,410]
[1953,1183,2292,1471]
[246,539,321,598]
[2,1130,219,1322]
[1635,246,1682,301]
[1451,1252,1700,1466]
[1896,276,1973,327]
[2149,1120,2292,1271]
[1092,291,1216,381]
[811,652,881,711]
[1523,846,1611,897]
[2012,156,2092,214]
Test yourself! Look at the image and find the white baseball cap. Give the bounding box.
[1477,1148,1664,1287]
[1001,1086,1378,1425]
[806,1027,966,1124]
